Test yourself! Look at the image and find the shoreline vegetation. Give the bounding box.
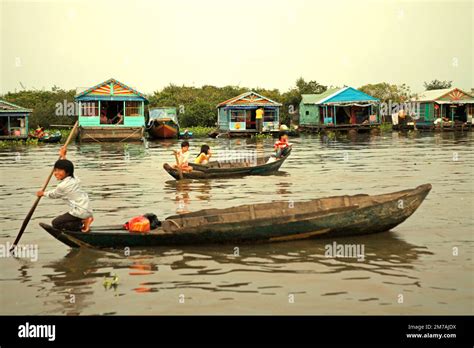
[1,78,421,128]
[0,78,452,148]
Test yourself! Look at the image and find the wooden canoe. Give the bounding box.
[163,148,291,180]
[39,184,431,249]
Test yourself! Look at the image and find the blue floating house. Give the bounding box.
[75,78,148,142]
[299,87,380,130]
[0,100,32,139]
[217,91,281,135]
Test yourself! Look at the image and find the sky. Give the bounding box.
[1,0,472,95]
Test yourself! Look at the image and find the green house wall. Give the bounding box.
[299,103,320,125]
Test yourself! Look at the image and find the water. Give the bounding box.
[0,132,472,315]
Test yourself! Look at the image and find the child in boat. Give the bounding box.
[34,126,45,138]
[274,131,292,158]
[36,147,94,232]
[194,144,212,164]
[173,141,193,172]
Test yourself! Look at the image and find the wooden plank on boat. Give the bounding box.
[270,228,330,242]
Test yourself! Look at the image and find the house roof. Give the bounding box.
[413,88,474,103]
[301,89,339,104]
[75,78,148,102]
[217,91,282,108]
[0,99,33,113]
[301,87,379,105]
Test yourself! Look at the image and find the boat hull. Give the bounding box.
[163,149,291,180]
[40,184,432,249]
[148,120,178,139]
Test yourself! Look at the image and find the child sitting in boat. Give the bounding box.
[34,126,45,138]
[274,131,292,158]
[194,144,212,165]
[173,141,193,172]
[36,146,94,232]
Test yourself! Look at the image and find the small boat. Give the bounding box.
[163,148,291,180]
[147,107,179,139]
[30,131,62,143]
[40,184,431,249]
[178,130,193,139]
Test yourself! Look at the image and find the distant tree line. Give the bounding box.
[1,79,454,128]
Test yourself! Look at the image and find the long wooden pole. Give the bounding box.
[10,121,79,252]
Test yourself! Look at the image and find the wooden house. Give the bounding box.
[299,87,380,131]
[217,91,281,135]
[75,78,148,142]
[411,88,474,130]
[0,100,32,139]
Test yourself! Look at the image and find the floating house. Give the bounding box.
[0,100,32,140]
[217,91,281,135]
[75,78,148,142]
[409,88,474,130]
[299,87,380,131]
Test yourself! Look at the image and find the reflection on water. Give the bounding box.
[35,232,430,314]
[0,131,472,314]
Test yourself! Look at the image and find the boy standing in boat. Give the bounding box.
[173,141,193,172]
[36,147,94,232]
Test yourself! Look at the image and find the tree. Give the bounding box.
[295,77,327,95]
[2,88,76,127]
[358,83,412,103]
[423,79,452,90]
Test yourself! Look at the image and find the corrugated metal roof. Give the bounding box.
[0,100,33,113]
[302,87,379,105]
[413,88,474,102]
[413,88,454,102]
[301,88,339,104]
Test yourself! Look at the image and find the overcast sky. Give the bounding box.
[1,0,472,95]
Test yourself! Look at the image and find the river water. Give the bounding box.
[0,131,472,315]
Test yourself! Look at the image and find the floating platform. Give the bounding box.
[299,124,380,133]
[77,126,144,142]
[393,123,473,132]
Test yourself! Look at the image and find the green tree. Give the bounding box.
[423,79,452,90]
[1,88,77,128]
[358,83,412,103]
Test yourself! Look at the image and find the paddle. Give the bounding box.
[173,150,184,180]
[10,121,79,252]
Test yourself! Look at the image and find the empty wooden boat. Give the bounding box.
[147,107,179,139]
[40,184,431,249]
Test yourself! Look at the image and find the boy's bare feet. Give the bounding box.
[82,217,94,233]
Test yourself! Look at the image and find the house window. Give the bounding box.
[125,101,141,116]
[264,110,277,122]
[230,110,246,122]
[81,101,98,116]
[305,111,309,115]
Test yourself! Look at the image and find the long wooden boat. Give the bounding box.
[163,148,291,180]
[40,184,431,249]
[147,107,179,139]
